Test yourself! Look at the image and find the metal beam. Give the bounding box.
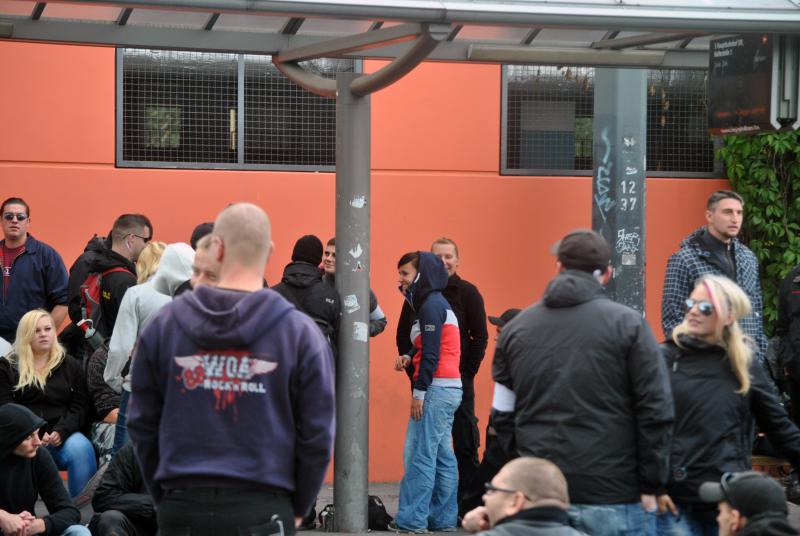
[591,31,707,49]
[280,16,304,35]
[445,24,461,41]
[467,45,709,69]
[368,21,383,31]
[275,22,423,63]
[65,0,800,33]
[116,7,133,25]
[31,3,46,20]
[204,12,220,31]
[521,28,540,45]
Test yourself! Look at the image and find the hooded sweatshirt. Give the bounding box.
[400,252,461,400]
[105,243,195,393]
[127,285,335,517]
[0,403,81,536]
[87,245,137,339]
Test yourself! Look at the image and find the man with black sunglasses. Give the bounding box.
[0,197,69,343]
[461,457,586,536]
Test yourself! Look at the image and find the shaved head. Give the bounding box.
[214,203,272,270]
[501,457,569,507]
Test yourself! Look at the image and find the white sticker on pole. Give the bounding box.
[343,294,361,315]
[349,244,363,259]
[353,322,368,342]
[350,195,366,208]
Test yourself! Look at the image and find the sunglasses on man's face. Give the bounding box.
[3,212,27,222]
[131,233,151,243]
[685,298,714,316]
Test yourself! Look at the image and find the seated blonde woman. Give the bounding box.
[0,309,96,499]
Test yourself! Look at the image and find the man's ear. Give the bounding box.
[731,509,744,532]
[556,260,564,273]
[211,235,224,263]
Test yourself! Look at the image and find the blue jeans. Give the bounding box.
[396,385,462,531]
[48,432,97,498]
[112,389,130,457]
[62,525,91,536]
[568,503,656,536]
[656,510,718,536]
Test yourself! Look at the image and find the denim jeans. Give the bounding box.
[396,385,462,532]
[656,509,718,536]
[48,431,98,497]
[62,525,92,536]
[112,389,130,457]
[568,503,656,536]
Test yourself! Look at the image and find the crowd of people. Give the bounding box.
[1,190,800,536]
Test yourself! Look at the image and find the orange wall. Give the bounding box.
[0,41,727,481]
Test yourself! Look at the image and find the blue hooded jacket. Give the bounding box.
[401,252,461,398]
[127,285,335,516]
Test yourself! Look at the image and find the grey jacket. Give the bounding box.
[478,507,586,536]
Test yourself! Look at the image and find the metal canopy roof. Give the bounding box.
[1,0,800,68]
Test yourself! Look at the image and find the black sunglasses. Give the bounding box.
[685,298,714,316]
[484,482,531,501]
[3,212,27,222]
[131,233,151,243]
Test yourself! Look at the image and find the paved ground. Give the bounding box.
[40,481,800,535]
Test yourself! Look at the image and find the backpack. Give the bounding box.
[317,495,393,532]
[79,267,132,332]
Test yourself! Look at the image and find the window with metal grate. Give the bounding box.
[502,65,717,176]
[118,49,355,170]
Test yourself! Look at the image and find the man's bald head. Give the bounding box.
[501,457,570,508]
[213,203,272,270]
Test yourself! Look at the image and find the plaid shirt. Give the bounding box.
[661,227,767,362]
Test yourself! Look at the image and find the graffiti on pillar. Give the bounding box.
[594,128,614,222]
[616,228,641,266]
[349,243,363,259]
[343,294,361,315]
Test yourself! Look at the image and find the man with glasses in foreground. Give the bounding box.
[699,471,798,535]
[0,196,69,342]
[461,457,586,536]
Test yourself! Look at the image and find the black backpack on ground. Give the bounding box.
[317,495,393,531]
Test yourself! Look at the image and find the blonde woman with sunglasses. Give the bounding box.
[656,274,800,536]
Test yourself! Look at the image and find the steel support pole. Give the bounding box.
[592,68,647,312]
[333,72,371,533]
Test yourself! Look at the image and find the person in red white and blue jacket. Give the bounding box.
[394,251,462,533]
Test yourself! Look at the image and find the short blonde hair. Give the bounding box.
[136,241,166,284]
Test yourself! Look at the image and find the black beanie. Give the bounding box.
[0,403,46,459]
[292,235,324,266]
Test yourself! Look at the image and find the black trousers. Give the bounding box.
[452,375,480,504]
[88,510,156,536]
[157,486,295,536]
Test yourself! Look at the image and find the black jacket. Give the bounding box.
[86,346,121,420]
[661,336,800,504]
[0,448,81,535]
[323,273,387,337]
[478,507,586,536]
[397,273,488,377]
[0,354,90,438]
[493,270,674,504]
[66,235,109,324]
[92,442,157,535]
[777,265,800,381]
[273,262,341,351]
[738,514,799,536]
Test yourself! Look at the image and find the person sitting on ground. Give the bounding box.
[0,403,90,536]
[88,442,156,536]
[461,457,586,536]
[699,471,798,536]
[105,243,193,456]
[0,309,96,500]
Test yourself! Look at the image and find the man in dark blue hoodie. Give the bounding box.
[128,203,336,536]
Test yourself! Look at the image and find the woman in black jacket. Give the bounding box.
[0,309,96,499]
[656,274,800,535]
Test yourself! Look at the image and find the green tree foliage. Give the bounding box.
[715,131,800,334]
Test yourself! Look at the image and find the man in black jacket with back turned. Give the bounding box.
[273,235,341,357]
[493,230,673,536]
[89,442,157,536]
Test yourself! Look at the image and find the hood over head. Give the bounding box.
[404,251,448,311]
[543,269,605,308]
[153,243,195,297]
[172,286,296,349]
[0,403,46,459]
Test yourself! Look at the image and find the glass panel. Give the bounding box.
[455,25,532,43]
[126,9,208,29]
[42,2,120,22]
[298,18,372,36]
[213,13,287,33]
[0,0,35,16]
